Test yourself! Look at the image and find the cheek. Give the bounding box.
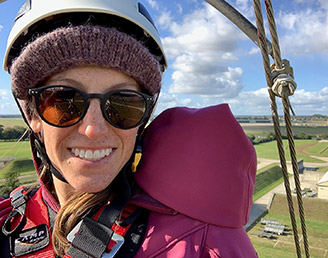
[41,124,71,160]
[121,129,138,155]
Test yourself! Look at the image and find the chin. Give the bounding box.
[70,180,110,194]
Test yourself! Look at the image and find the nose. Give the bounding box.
[78,99,109,139]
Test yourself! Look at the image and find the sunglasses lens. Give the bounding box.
[38,87,84,126]
[106,91,147,128]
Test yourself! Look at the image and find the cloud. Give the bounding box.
[319,0,328,10]
[155,92,193,115]
[0,89,9,100]
[146,0,159,11]
[156,87,328,116]
[160,4,246,98]
[214,88,272,115]
[0,89,21,115]
[289,87,328,114]
[0,89,19,115]
[228,87,328,115]
[157,10,173,30]
[169,61,243,97]
[248,47,260,55]
[0,102,20,115]
[236,0,255,19]
[277,2,328,54]
[176,3,183,14]
[0,25,3,32]
[162,4,243,58]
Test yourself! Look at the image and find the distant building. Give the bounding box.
[317,171,328,199]
[297,160,304,174]
[236,119,272,124]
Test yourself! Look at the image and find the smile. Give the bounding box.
[71,148,113,161]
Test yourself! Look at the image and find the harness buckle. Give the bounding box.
[10,187,28,210]
[102,233,125,258]
[2,187,28,236]
[67,220,125,258]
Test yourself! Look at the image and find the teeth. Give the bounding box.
[79,150,85,159]
[72,148,112,161]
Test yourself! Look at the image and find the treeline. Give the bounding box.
[248,132,328,145]
[0,125,29,141]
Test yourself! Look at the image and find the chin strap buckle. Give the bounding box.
[131,144,142,173]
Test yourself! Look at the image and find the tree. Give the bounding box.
[0,124,3,138]
[0,126,27,140]
[0,169,20,198]
[265,132,276,140]
[294,132,311,140]
[248,135,255,144]
[319,134,328,140]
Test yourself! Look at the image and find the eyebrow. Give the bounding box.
[45,77,140,92]
[45,77,83,88]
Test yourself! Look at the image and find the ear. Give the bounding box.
[30,116,42,133]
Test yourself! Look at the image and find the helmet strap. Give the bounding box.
[13,96,69,184]
[33,136,68,184]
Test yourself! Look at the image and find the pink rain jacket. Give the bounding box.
[133,103,258,257]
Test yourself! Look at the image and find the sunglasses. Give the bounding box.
[29,85,155,129]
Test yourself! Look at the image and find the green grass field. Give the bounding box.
[316,166,328,172]
[0,159,36,179]
[306,142,328,156]
[242,125,328,136]
[254,140,327,162]
[248,194,328,258]
[0,141,32,159]
[253,165,285,202]
[0,117,26,127]
[257,163,280,174]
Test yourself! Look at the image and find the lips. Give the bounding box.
[71,148,112,161]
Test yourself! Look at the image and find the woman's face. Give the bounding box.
[31,66,140,198]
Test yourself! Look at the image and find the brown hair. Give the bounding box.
[52,189,112,256]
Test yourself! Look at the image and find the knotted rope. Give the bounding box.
[205,0,310,257]
[253,1,309,257]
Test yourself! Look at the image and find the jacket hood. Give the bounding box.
[134,104,257,228]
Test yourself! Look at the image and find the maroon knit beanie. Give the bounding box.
[10,25,162,101]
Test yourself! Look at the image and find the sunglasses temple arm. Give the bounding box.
[147,93,159,119]
[14,96,35,132]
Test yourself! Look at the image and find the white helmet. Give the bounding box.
[4,0,167,71]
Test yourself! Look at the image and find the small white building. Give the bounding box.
[317,171,328,199]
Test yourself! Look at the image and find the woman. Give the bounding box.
[0,0,258,257]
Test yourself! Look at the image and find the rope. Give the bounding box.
[265,0,310,256]
[263,1,310,256]
[204,0,310,256]
[253,0,310,257]
[251,1,301,257]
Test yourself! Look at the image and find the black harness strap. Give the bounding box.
[115,208,149,258]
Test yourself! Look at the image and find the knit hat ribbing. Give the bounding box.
[10,25,162,100]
